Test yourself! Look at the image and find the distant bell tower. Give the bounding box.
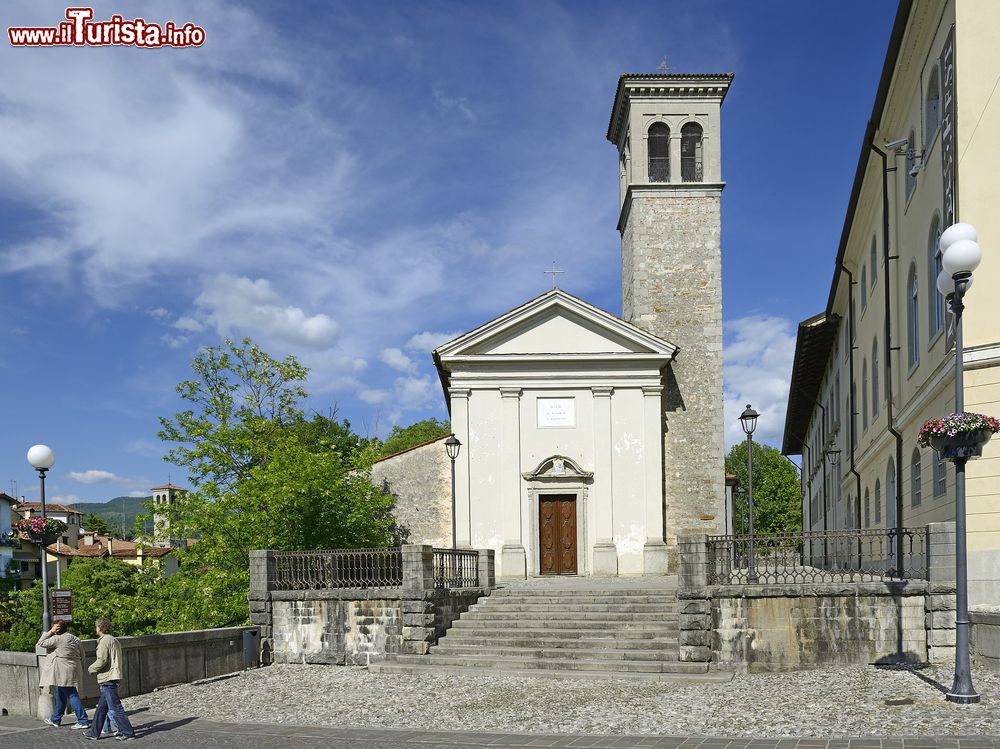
[151,483,187,548]
[607,72,733,558]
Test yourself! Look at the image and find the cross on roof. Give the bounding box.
[543,261,564,289]
[657,56,671,72]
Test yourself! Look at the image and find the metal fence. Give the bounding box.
[271,548,403,590]
[706,527,927,585]
[432,548,480,589]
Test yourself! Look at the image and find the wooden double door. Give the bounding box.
[539,494,578,575]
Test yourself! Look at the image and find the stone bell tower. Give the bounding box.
[607,72,733,558]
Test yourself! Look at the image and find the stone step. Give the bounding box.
[451,618,673,631]
[369,661,732,683]
[391,654,710,674]
[461,611,677,623]
[441,627,678,641]
[490,593,677,604]
[470,602,677,613]
[439,633,679,649]
[431,644,680,661]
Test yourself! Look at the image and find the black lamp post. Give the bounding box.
[27,444,55,631]
[827,448,841,567]
[739,405,759,583]
[444,434,461,549]
[936,222,982,704]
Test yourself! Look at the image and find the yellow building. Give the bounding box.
[783,0,1000,604]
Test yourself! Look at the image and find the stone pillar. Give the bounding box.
[500,387,526,577]
[449,388,472,547]
[642,385,669,574]
[591,386,617,575]
[676,534,712,663]
[926,522,958,663]
[677,534,709,589]
[401,545,436,655]
[478,548,496,590]
[248,550,275,664]
[401,544,435,598]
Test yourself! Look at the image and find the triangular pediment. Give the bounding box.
[435,289,678,359]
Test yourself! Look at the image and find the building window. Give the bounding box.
[875,479,882,524]
[861,267,868,310]
[933,451,947,497]
[680,123,703,182]
[905,129,917,199]
[870,236,878,288]
[862,359,869,432]
[911,449,922,507]
[648,123,670,183]
[907,264,920,368]
[929,217,944,337]
[864,489,871,528]
[926,66,941,147]
[871,340,879,418]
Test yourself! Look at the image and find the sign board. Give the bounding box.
[537,398,575,428]
[51,589,72,622]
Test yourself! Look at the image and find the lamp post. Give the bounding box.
[827,448,841,567]
[444,434,461,549]
[936,222,982,704]
[739,405,759,583]
[27,444,55,631]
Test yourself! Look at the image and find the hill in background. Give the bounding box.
[71,495,151,538]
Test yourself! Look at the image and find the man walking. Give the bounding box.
[85,618,136,741]
[37,620,90,729]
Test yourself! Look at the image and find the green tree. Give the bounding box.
[725,441,802,536]
[82,513,111,536]
[380,417,451,457]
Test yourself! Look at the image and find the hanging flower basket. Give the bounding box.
[12,516,67,544]
[918,412,1000,460]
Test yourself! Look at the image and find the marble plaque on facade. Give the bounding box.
[537,397,575,428]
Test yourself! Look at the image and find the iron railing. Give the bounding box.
[432,548,479,589]
[271,548,403,590]
[681,160,703,182]
[649,158,670,183]
[707,527,927,585]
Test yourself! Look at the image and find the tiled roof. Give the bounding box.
[14,502,84,515]
[150,484,186,491]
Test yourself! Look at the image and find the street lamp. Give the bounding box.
[936,221,982,704]
[444,434,461,549]
[27,444,55,631]
[739,405,759,583]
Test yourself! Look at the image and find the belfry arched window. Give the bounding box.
[648,123,670,183]
[681,123,703,182]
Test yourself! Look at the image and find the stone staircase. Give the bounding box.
[373,576,731,682]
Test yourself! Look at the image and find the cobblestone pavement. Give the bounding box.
[105,663,1000,738]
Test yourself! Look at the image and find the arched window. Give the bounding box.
[872,339,879,418]
[875,479,882,524]
[864,489,871,528]
[648,123,670,183]
[681,123,703,182]
[926,66,941,147]
[905,129,917,198]
[870,236,878,288]
[929,217,944,337]
[907,263,920,368]
[933,451,947,497]
[862,359,869,431]
[861,267,868,310]
[911,449,923,507]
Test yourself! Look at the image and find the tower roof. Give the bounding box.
[607,72,735,144]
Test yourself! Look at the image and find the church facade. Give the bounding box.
[425,73,733,578]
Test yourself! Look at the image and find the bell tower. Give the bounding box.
[607,72,733,561]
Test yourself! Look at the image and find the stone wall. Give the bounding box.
[971,608,1000,672]
[0,626,256,718]
[621,191,726,559]
[250,546,495,666]
[677,524,959,672]
[371,437,452,547]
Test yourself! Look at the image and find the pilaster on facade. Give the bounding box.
[592,385,617,575]
[499,387,525,577]
[448,388,472,548]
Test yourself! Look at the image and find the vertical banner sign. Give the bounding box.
[940,27,957,226]
[51,589,72,622]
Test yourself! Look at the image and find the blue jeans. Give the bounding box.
[52,686,88,726]
[87,681,134,739]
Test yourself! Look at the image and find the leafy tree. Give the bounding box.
[380,417,451,457]
[725,441,802,536]
[82,513,111,536]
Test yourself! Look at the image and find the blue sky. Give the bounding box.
[0,0,897,504]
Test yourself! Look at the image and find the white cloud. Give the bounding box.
[406,331,461,352]
[394,374,438,409]
[379,347,416,373]
[193,274,339,349]
[722,315,797,451]
[147,308,170,321]
[432,85,477,123]
[51,494,82,505]
[67,469,124,485]
[174,316,205,333]
[128,491,149,498]
[359,388,390,404]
